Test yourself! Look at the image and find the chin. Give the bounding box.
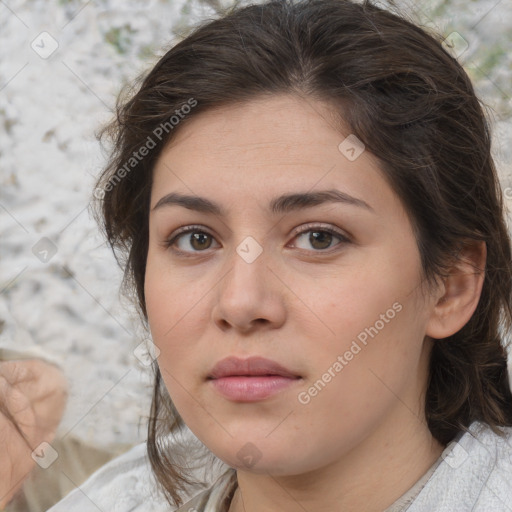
[203,437,311,475]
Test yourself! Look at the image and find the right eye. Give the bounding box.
[164,225,220,256]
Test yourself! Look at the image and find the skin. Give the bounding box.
[0,359,68,508]
[145,93,485,512]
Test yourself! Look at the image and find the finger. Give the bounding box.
[0,361,36,386]
[0,377,34,420]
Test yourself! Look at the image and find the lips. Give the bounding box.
[207,356,302,402]
[207,356,300,380]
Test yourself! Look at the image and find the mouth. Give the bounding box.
[207,356,302,402]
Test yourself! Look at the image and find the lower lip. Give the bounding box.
[209,376,300,401]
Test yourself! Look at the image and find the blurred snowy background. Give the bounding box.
[0,0,511,452]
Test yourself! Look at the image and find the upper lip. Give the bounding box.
[207,356,301,379]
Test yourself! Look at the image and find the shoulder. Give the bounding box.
[47,442,169,512]
[48,428,229,512]
[175,469,237,512]
[408,421,512,512]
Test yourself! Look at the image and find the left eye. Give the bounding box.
[165,225,349,254]
[291,226,348,251]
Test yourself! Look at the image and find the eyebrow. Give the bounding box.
[152,189,374,216]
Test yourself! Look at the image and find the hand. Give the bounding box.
[0,359,68,508]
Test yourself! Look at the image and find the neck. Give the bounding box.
[228,413,445,512]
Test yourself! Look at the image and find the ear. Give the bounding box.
[426,240,486,340]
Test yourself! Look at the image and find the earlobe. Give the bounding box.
[426,241,486,340]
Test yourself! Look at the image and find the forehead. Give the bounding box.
[150,94,400,218]
[160,94,346,165]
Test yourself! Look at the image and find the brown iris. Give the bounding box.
[308,230,333,250]
[190,232,213,251]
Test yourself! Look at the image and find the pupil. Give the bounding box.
[192,232,210,250]
[311,231,331,249]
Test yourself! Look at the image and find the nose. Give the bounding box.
[211,242,286,334]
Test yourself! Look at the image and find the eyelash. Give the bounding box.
[163,223,351,257]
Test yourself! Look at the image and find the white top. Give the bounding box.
[48,420,512,512]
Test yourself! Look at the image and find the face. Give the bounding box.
[145,94,438,476]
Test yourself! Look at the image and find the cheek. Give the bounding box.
[144,256,185,351]
[144,269,172,341]
[318,267,403,339]
[311,257,426,376]
[144,272,200,408]
[144,255,211,374]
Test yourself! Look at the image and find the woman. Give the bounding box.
[49,0,512,510]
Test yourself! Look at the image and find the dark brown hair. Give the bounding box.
[93,0,512,506]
